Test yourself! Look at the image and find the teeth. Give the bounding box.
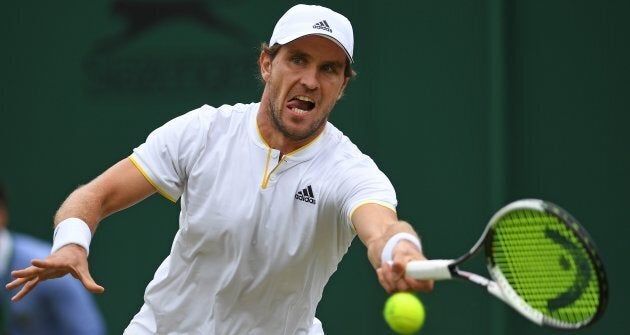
[291,108,308,114]
[295,95,314,103]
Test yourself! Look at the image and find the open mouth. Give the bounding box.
[287,95,316,113]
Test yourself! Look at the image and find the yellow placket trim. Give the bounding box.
[261,148,272,189]
[255,116,325,190]
[261,148,286,189]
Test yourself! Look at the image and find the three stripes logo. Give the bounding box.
[312,20,332,33]
[295,185,317,204]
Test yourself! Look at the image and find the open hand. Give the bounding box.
[5,244,104,301]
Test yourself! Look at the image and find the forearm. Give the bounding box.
[54,185,106,233]
[51,158,156,255]
[54,158,157,232]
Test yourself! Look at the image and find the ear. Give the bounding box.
[259,51,272,82]
[337,77,351,100]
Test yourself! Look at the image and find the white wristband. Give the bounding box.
[51,218,92,255]
[381,232,422,266]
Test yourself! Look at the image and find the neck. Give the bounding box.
[256,104,322,154]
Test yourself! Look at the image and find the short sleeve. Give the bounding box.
[337,157,398,230]
[130,106,212,202]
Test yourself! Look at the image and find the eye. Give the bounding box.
[321,64,338,74]
[291,55,306,65]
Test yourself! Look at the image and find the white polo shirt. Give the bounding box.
[125,102,397,334]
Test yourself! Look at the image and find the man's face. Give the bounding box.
[260,35,349,142]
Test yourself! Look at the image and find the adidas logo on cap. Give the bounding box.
[312,20,332,33]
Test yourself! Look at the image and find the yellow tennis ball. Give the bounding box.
[383,292,425,334]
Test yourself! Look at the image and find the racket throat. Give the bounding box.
[458,270,492,287]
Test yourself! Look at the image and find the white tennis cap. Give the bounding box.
[269,4,354,63]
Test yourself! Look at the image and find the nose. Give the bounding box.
[300,66,319,91]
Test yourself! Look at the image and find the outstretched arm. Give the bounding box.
[352,203,433,293]
[5,157,156,301]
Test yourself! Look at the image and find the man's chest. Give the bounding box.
[179,145,341,246]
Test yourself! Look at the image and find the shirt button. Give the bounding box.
[271,152,279,159]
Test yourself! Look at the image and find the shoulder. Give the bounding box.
[162,102,258,131]
[195,102,258,125]
[143,102,259,150]
[315,125,397,220]
[312,124,393,194]
[321,123,380,170]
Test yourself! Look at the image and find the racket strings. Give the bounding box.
[490,209,601,326]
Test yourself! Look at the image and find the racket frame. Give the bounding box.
[405,199,608,329]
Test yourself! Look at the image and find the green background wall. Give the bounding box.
[1,1,627,334]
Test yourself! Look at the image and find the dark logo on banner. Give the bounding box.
[84,0,256,95]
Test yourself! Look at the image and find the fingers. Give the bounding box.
[378,261,407,293]
[389,261,410,291]
[6,263,105,300]
[6,263,70,301]
[407,275,434,292]
[56,256,105,294]
[5,275,33,291]
[378,261,434,293]
[30,258,57,268]
[8,262,47,278]
[62,254,105,294]
[75,268,105,293]
[10,276,40,302]
[377,264,394,293]
[5,263,57,292]
[5,245,105,301]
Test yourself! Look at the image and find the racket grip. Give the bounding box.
[406,259,454,280]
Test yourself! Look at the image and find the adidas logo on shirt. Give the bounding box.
[295,185,317,204]
[312,20,332,33]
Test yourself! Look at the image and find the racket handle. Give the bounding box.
[406,259,454,280]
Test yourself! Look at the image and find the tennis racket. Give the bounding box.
[406,199,608,329]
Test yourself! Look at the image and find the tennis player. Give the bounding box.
[6,4,433,334]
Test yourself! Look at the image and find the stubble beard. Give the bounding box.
[267,93,329,142]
